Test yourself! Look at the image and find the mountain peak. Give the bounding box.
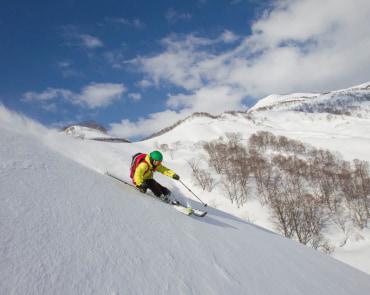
[249,81,370,115]
[62,120,107,134]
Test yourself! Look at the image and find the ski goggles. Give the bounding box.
[153,160,162,166]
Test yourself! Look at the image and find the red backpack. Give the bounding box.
[130,153,148,182]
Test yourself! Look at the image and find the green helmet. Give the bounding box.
[150,150,163,161]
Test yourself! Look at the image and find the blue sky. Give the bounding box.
[1,0,370,139]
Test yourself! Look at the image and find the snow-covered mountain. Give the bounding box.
[249,81,370,117]
[1,105,370,295]
[138,82,370,164]
[64,124,108,139]
[142,82,370,148]
[64,124,130,142]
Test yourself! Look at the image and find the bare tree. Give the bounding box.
[267,174,294,238]
[339,167,364,229]
[187,159,215,192]
[353,159,370,224]
[249,150,273,205]
[205,130,369,249]
[203,139,227,174]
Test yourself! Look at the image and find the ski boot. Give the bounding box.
[161,195,173,203]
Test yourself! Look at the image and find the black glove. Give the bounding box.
[172,174,180,180]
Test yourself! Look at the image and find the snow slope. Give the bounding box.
[1,111,370,294]
[4,84,370,276]
[142,111,370,274]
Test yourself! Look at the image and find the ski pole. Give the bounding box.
[179,180,207,207]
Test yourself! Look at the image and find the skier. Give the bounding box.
[131,150,180,201]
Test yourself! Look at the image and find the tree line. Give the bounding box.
[188,131,370,252]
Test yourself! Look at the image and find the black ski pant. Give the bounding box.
[145,179,171,198]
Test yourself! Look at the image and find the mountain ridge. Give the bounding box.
[138,81,370,141]
[249,81,370,113]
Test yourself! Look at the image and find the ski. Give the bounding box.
[191,208,207,217]
[170,200,207,217]
[172,204,193,216]
[106,172,207,217]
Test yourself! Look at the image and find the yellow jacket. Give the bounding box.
[133,154,176,186]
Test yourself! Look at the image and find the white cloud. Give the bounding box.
[111,0,370,138]
[132,19,145,29]
[139,34,219,90]
[79,34,104,49]
[167,85,246,113]
[110,109,193,139]
[140,49,203,90]
[77,83,126,108]
[23,88,73,102]
[140,0,370,95]
[108,17,145,29]
[136,79,153,88]
[62,25,103,49]
[58,61,71,68]
[219,30,239,43]
[23,83,126,109]
[166,9,192,23]
[128,93,142,102]
[22,88,73,112]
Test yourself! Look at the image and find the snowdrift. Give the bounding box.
[1,109,370,294]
